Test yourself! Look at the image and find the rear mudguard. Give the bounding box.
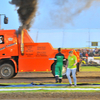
[10,59,18,73]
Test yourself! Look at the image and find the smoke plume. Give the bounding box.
[50,0,100,27]
[49,0,100,28]
[72,0,100,15]
[32,0,100,29]
[9,0,38,30]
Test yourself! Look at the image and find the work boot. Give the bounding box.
[74,84,77,87]
[55,76,58,83]
[59,79,62,83]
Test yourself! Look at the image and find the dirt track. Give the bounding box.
[0,71,100,100]
[0,92,100,100]
[0,71,100,83]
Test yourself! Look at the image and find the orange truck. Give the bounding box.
[0,29,81,79]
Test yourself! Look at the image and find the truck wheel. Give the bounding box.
[51,64,55,77]
[0,63,14,79]
[62,66,72,78]
[13,73,18,77]
[62,66,67,78]
[51,64,71,78]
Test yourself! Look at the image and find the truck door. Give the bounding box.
[0,35,6,57]
[5,33,18,56]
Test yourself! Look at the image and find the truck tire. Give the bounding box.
[62,66,72,78]
[13,73,18,77]
[0,63,14,79]
[62,66,67,78]
[51,63,72,78]
[51,64,55,77]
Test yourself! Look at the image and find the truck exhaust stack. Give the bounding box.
[21,30,24,55]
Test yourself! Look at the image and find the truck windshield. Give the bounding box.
[0,35,4,44]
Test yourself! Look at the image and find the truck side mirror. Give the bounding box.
[4,16,8,24]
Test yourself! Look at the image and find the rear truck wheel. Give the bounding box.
[62,65,72,78]
[51,63,55,77]
[0,63,14,79]
[51,64,72,78]
[62,66,67,78]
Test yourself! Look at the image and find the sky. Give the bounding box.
[0,0,100,30]
[1,0,100,48]
[32,29,100,48]
[33,0,100,29]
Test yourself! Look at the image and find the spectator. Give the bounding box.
[93,47,97,53]
[82,50,86,57]
[88,49,94,57]
[77,48,100,58]
[94,49,99,56]
[80,50,83,58]
[85,51,88,64]
[98,49,100,55]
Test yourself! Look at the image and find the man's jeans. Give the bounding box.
[66,68,77,85]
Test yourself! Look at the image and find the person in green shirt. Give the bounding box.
[66,51,77,86]
[55,48,65,83]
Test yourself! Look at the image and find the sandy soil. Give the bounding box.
[0,72,100,100]
[0,71,100,83]
[0,92,100,100]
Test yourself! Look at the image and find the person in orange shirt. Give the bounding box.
[85,51,88,64]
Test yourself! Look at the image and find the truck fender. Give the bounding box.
[10,59,18,73]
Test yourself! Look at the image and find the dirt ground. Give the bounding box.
[0,71,100,83]
[0,92,100,100]
[0,71,100,100]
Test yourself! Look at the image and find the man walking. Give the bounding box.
[66,51,77,86]
[55,48,65,83]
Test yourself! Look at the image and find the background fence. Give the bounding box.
[29,29,100,48]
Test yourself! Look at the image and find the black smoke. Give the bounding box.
[9,0,38,30]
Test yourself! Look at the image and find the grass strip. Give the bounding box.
[0,89,100,93]
[81,66,100,71]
